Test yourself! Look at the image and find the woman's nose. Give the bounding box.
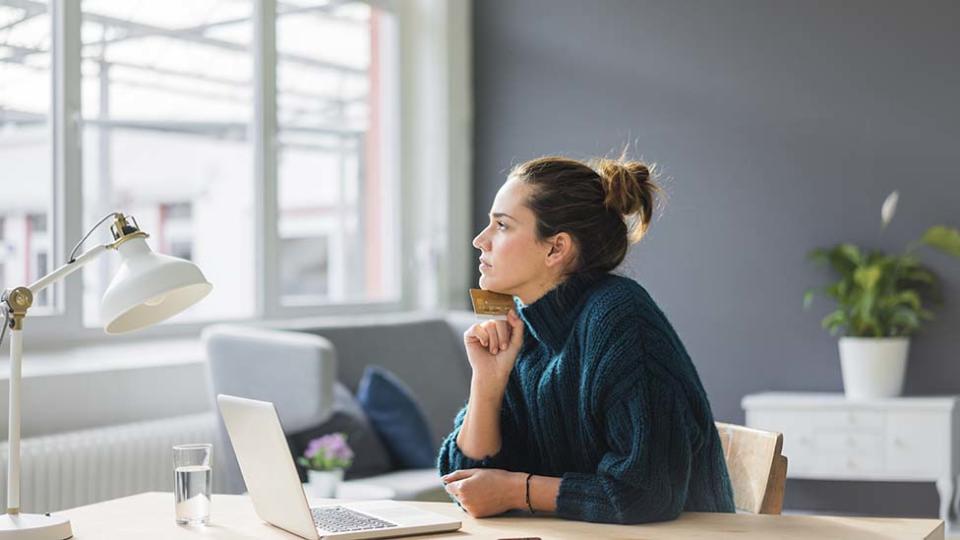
[472,231,487,250]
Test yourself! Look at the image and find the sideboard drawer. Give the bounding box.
[819,410,885,430]
[885,411,950,477]
[815,429,884,454]
[786,442,883,476]
[839,452,884,475]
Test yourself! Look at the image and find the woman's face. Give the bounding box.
[473,179,563,301]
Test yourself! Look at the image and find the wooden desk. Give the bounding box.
[60,492,943,539]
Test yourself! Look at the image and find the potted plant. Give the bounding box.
[297,432,354,498]
[804,191,960,399]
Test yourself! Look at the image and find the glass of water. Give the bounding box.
[173,443,212,525]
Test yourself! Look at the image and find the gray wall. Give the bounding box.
[472,0,960,518]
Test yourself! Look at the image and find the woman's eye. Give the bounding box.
[496,221,507,230]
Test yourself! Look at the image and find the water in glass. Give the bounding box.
[173,443,212,525]
[175,464,211,525]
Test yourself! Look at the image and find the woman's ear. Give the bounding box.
[544,232,576,269]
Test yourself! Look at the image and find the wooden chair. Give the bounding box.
[715,421,788,514]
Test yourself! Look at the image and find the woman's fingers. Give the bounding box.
[493,320,509,352]
[464,325,489,348]
[442,469,477,484]
[482,324,499,354]
[465,320,516,355]
[476,325,490,348]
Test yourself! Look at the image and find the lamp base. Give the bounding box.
[0,513,72,539]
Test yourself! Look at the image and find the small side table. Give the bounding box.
[743,392,960,530]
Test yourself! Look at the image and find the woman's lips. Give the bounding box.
[479,260,492,270]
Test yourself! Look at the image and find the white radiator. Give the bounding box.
[0,413,223,512]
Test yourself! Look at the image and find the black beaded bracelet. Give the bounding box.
[525,473,535,514]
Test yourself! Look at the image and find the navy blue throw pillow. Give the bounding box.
[357,366,436,469]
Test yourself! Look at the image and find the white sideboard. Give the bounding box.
[743,392,960,527]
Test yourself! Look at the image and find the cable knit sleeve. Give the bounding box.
[436,380,527,476]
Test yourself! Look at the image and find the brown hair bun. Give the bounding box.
[593,158,659,243]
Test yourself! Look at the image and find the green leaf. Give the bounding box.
[903,268,935,284]
[921,226,960,258]
[821,310,847,335]
[853,265,882,291]
[879,290,922,311]
[803,290,815,309]
[890,308,919,330]
[808,244,861,276]
[826,244,862,276]
[837,243,862,266]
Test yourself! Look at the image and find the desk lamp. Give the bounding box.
[0,212,212,538]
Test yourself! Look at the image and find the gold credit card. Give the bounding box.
[469,288,514,317]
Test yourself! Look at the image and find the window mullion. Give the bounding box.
[397,0,472,312]
[52,0,84,335]
[254,0,279,319]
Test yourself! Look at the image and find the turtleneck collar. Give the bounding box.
[513,271,609,354]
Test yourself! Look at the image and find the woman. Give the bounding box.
[437,155,735,524]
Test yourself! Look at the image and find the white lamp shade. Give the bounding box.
[100,237,213,334]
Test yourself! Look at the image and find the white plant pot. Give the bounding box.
[838,337,910,400]
[306,468,344,499]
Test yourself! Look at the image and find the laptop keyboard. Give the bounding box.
[311,506,398,533]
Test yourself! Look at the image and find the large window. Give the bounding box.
[276,1,398,305]
[79,0,256,326]
[0,0,55,312]
[0,0,415,340]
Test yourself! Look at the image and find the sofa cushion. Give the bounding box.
[288,382,393,481]
[203,325,336,433]
[277,312,474,446]
[357,366,436,469]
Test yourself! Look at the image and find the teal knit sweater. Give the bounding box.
[437,271,735,524]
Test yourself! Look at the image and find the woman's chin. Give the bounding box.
[478,274,497,291]
[478,276,511,297]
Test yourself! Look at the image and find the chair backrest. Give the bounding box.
[715,421,788,514]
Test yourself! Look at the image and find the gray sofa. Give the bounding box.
[203,310,476,501]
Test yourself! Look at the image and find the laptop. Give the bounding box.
[217,394,462,540]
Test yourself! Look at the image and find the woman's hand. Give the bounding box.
[442,468,525,518]
[463,309,525,395]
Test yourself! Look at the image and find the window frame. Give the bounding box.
[11,0,471,349]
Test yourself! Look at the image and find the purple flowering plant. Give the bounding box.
[297,432,354,471]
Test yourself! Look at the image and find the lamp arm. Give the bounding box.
[0,245,106,517]
[26,244,109,297]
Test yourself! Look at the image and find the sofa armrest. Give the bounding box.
[202,324,337,432]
